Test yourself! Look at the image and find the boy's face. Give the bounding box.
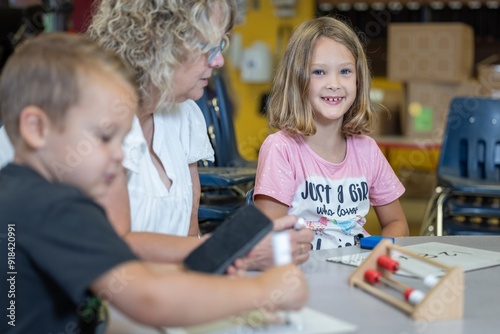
[43,72,136,199]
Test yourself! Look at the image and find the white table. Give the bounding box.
[107,236,500,333]
[305,236,500,333]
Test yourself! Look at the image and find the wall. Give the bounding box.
[226,1,315,161]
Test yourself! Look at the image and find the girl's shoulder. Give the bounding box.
[260,132,309,163]
[261,131,305,154]
[349,134,377,144]
[349,134,379,149]
[264,130,301,145]
[348,135,382,157]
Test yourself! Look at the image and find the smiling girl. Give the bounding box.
[254,16,409,250]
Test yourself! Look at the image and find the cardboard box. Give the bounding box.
[403,80,480,141]
[376,139,439,199]
[398,168,436,199]
[383,139,440,173]
[477,54,500,98]
[388,23,474,83]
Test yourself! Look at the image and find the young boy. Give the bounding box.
[0,33,308,334]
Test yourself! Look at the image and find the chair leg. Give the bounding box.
[420,202,437,236]
[435,191,449,237]
[420,187,443,236]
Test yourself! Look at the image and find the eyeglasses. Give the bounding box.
[206,35,228,63]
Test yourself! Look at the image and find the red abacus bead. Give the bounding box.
[364,269,382,284]
[403,288,414,301]
[404,288,425,305]
[377,255,399,272]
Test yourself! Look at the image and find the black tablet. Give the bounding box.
[184,205,273,274]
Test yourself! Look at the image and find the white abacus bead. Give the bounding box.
[423,275,439,289]
[408,289,426,305]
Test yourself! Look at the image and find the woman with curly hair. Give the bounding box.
[84,0,314,268]
[87,0,232,242]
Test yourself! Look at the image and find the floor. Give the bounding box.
[365,196,430,236]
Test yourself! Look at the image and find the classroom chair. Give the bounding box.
[246,187,254,205]
[196,72,256,233]
[421,97,500,236]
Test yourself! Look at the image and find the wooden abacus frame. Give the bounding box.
[348,239,464,321]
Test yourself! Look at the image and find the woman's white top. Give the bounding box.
[0,99,214,236]
[123,100,214,235]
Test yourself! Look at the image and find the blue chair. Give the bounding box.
[212,73,257,168]
[196,73,257,168]
[195,73,256,233]
[196,88,216,168]
[245,187,254,205]
[421,97,500,236]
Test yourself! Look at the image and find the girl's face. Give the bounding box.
[172,37,226,103]
[307,36,357,127]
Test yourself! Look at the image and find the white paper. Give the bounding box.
[165,307,357,334]
[327,242,500,277]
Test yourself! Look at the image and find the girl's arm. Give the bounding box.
[188,162,201,237]
[374,199,409,237]
[254,194,289,220]
[91,261,309,327]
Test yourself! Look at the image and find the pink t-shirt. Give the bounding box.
[255,131,405,249]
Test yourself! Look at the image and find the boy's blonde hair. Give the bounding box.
[268,16,375,136]
[0,32,136,142]
[87,0,236,110]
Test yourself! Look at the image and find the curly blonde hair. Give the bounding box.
[87,0,235,110]
[268,16,375,137]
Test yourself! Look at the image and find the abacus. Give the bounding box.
[348,239,464,321]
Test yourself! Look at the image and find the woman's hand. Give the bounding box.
[225,258,248,277]
[244,215,314,271]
